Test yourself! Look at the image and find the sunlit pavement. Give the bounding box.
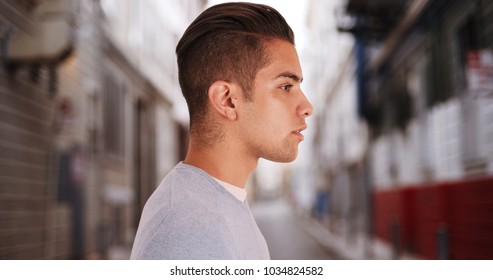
[252,198,341,260]
[107,246,132,260]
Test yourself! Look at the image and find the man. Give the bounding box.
[130,2,313,260]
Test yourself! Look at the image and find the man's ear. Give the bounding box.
[208,81,239,120]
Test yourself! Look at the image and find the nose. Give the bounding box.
[298,92,314,118]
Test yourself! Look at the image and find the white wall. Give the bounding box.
[155,100,177,183]
[370,98,467,189]
[100,0,205,124]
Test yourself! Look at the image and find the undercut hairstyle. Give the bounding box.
[176,2,294,134]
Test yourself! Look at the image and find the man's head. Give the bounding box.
[176,2,294,136]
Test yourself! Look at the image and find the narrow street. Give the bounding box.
[252,199,339,260]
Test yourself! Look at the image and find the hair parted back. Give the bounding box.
[176,2,294,133]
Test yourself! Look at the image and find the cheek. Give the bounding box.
[243,109,276,142]
[255,105,281,130]
[267,100,293,123]
[242,94,290,131]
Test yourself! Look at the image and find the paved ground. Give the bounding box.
[252,198,340,260]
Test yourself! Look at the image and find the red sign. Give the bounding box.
[467,50,493,94]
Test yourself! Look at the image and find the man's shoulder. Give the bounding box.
[138,162,229,234]
[131,163,234,259]
[159,162,225,203]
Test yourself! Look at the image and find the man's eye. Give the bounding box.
[280,84,292,91]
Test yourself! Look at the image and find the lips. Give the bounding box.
[292,125,307,141]
[296,125,307,133]
[294,125,307,133]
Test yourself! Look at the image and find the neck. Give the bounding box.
[183,137,258,188]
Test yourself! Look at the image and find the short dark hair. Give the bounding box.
[176,2,294,132]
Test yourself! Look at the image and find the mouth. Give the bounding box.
[292,125,307,141]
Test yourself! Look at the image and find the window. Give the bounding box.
[426,29,454,108]
[455,14,489,173]
[457,15,481,89]
[103,72,126,158]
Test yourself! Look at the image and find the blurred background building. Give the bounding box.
[0,0,492,260]
[0,0,205,259]
[306,0,493,259]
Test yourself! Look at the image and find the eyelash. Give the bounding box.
[280,84,293,91]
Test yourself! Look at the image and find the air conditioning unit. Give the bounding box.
[6,0,73,62]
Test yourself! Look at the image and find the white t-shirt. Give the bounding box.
[213,178,247,202]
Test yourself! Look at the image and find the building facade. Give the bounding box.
[341,0,493,259]
[305,0,493,259]
[0,0,205,259]
[303,0,370,244]
[0,0,75,259]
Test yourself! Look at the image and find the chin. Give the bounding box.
[276,157,296,163]
[263,150,298,163]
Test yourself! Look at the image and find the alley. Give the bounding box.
[252,199,339,260]
[2,0,493,261]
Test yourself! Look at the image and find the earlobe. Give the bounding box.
[208,81,238,120]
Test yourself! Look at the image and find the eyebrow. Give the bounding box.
[275,71,303,83]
